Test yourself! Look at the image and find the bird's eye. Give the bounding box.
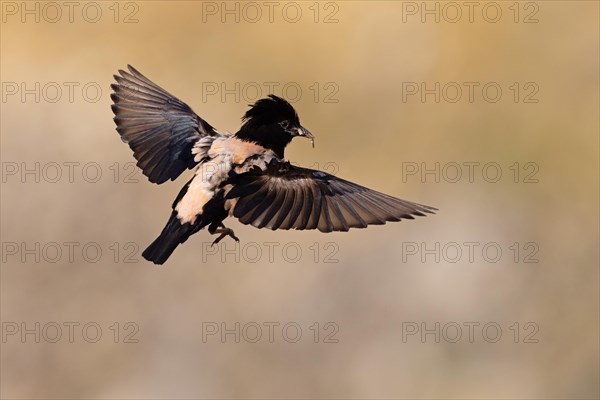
[279,120,290,129]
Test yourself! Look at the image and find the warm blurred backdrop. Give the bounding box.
[1,1,598,398]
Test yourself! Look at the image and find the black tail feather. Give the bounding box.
[142,212,196,265]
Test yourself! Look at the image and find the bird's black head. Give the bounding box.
[235,95,314,158]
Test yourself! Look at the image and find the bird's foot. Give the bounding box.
[211,227,240,247]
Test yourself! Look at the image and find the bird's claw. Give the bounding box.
[211,228,239,247]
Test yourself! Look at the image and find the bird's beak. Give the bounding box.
[297,126,315,148]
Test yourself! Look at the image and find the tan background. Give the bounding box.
[1,1,598,398]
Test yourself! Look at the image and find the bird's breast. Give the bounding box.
[175,136,278,225]
[208,136,272,165]
[175,154,232,224]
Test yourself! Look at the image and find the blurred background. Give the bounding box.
[1,1,598,398]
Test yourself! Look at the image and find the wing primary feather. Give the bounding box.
[297,181,314,230]
[306,184,322,230]
[327,196,350,231]
[316,184,334,232]
[336,195,368,228]
[355,192,399,221]
[284,185,304,229]
[258,188,286,229]
[247,186,278,225]
[233,187,268,218]
[272,187,295,230]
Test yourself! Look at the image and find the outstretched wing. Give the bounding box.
[225,160,437,232]
[111,65,217,184]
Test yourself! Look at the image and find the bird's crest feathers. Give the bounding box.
[242,95,299,125]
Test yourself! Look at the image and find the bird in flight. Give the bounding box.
[111,66,436,264]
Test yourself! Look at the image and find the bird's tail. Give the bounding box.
[142,212,196,265]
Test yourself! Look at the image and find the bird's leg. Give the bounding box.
[211,223,240,247]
